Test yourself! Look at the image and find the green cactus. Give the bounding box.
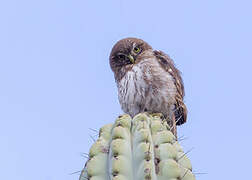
[79,113,195,180]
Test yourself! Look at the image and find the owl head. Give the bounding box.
[109,38,152,75]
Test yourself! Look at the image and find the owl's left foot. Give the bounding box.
[149,113,165,120]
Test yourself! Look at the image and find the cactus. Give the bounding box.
[79,113,195,180]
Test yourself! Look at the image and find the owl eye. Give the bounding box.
[117,54,125,59]
[133,46,141,53]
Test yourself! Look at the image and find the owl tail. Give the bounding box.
[174,101,187,126]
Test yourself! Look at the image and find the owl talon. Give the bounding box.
[150,113,164,120]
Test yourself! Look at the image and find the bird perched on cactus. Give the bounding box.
[109,37,187,136]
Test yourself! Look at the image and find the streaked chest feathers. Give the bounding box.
[117,56,177,117]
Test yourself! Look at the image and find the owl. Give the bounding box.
[109,37,187,136]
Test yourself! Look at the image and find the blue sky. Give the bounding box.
[0,0,251,179]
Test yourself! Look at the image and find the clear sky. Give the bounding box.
[0,0,251,180]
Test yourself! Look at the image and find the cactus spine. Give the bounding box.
[79,113,195,180]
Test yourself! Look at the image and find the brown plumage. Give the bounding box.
[109,37,187,136]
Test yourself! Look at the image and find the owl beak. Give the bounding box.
[128,54,135,64]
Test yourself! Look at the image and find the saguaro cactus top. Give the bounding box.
[79,113,195,180]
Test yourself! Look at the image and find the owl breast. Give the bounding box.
[117,55,177,117]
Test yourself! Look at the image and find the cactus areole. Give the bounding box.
[79,113,195,180]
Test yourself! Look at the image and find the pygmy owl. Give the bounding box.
[109,37,187,136]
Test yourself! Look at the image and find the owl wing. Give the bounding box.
[154,50,187,125]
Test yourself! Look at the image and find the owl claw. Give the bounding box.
[150,113,165,119]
